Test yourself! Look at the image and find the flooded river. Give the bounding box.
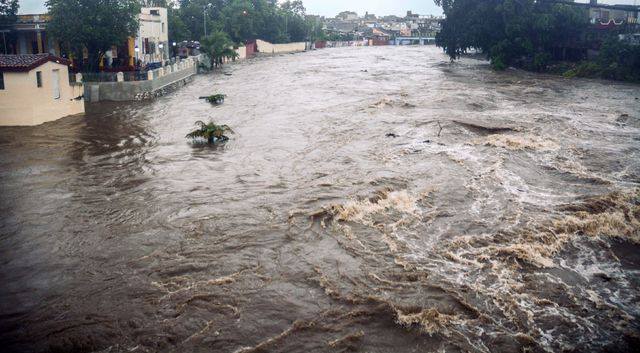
[1,46,639,353]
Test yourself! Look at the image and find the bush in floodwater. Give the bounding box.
[186,120,234,144]
[200,94,226,105]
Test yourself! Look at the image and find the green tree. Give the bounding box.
[279,1,309,42]
[435,0,588,70]
[200,30,238,68]
[0,0,18,26]
[280,0,305,16]
[0,0,19,54]
[46,0,140,71]
[178,0,226,41]
[595,37,640,81]
[167,1,190,44]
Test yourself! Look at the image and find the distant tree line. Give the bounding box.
[434,0,640,82]
[162,0,325,45]
[0,0,19,53]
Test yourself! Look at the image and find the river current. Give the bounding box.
[1,46,639,353]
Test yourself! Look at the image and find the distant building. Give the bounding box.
[406,11,420,21]
[588,2,639,25]
[2,7,170,68]
[336,11,359,21]
[4,14,53,55]
[0,54,84,126]
[135,7,169,65]
[370,27,392,45]
[323,9,442,43]
[550,0,640,25]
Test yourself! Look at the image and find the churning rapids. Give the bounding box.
[1,46,639,353]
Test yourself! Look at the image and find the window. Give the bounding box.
[52,69,60,99]
[36,71,42,87]
[0,73,4,90]
[150,9,159,16]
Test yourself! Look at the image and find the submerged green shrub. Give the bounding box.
[186,120,234,143]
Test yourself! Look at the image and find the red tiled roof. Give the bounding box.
[0,54,70,72]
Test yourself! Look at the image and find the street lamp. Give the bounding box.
[204,3,213,37]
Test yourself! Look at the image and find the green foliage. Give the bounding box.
[435,0,588,69]
[563,61,599,78]
[562,39,640,82]
[200,31,238,68]
[168,0,322,46]
[596,38,640,82]
[200,94,226,104]
[186,120,234,143]
[533,52,552,72]
[0,0,18,27]
[0,0,19,53]
[167,2,190,44]
[46,0,140,71]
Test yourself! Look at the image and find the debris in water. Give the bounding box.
[453,120,520,135]
[475,134,559,151]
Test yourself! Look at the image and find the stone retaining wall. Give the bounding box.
[84,57,198,102]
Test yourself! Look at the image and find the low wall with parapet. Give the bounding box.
[223,46,247,64]
[316,40,369,48]
[255,40,306,54]
[235,46,247,60]
[84,57,198,102]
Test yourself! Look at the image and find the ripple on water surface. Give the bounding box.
[0,46,639,353]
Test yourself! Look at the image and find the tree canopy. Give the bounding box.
[200,30,238,68]
[0,0,19,53]
[434,0,589,70]
[46,0,140,70]
[434,0,639,81]
[0,0,18,27]
[167,0,323,45]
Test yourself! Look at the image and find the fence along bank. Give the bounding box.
[82,56,199,102]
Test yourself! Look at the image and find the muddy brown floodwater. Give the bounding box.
[1,46,639,353]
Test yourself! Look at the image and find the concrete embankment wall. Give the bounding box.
[235,46,247,60]
[256,40,306,54]
[84,58,198,102]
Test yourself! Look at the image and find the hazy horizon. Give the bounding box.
[16,0,640,16]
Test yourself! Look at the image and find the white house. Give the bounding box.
[135,7,170,65]
[0,54,84,126]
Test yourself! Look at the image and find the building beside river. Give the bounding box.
[0,54,84,126]
[2,7,170,68]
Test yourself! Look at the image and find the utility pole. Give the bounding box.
[204,3,213,37]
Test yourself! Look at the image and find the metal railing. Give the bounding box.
[74,56,200,83]
[78,71,149,82]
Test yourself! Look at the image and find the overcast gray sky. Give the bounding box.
[17,0,640,16]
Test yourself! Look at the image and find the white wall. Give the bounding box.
[137,7,169,63]
[256,40,306,54]
[0,61,84,126]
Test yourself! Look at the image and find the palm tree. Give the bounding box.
[186,121,234,143]
[200,31,239,69]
